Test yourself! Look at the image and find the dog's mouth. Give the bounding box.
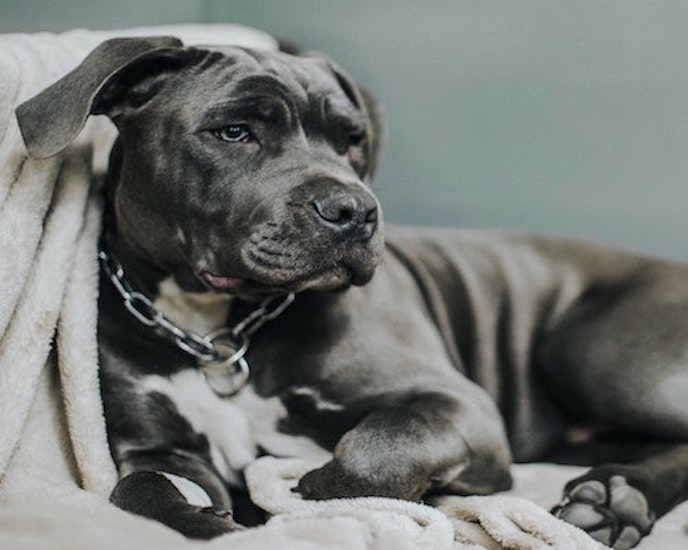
[198,265,359,299]
[200,272,247,292]
[196,221,385,299]
[199,271,291,298]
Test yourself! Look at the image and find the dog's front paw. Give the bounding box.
[168,505,245,539]
[552,474,654,549]
[110,471,244,539]
[295,458,428,501]
[295,460,353,499]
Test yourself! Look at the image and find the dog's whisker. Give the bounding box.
[245,249,289,271]
[255,246,292,259]
[249,233,288,246]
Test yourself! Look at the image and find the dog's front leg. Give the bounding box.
[296,390,513,501]
[99,347,243,538]
[109,449,242,538]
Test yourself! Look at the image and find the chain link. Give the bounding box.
[98,249,295,366]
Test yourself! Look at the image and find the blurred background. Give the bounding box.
[3,1,687,260]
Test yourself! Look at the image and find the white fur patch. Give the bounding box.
[140,371,330,489]
[160,472,213,507]
[288,385,346,412]
[140,371,254,487]
[145,277,330,487]
[153,276,232,336]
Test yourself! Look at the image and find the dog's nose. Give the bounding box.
[311,193,378,240]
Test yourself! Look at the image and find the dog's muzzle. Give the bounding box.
[198,181,384,298]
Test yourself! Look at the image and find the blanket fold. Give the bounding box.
[244,456,607,550]
[5,24,679,549]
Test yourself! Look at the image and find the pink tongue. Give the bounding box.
[203,272,244,290]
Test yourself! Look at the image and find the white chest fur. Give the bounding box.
[154,276,232,336]
[146,278,330,487]
[140,371,329,487]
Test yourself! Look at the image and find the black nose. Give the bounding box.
[311,192,379,240]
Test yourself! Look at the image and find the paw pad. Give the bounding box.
[552,475,654,549]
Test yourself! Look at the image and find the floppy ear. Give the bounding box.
[320,57,386,181]
[15,36,185,159]
[356,85,385,181]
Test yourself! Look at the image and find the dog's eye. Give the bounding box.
[213,124,253,143]
[348,131,366,147]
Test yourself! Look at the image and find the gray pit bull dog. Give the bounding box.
[16,36,688,548]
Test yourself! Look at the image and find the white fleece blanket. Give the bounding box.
[0,24,685,549]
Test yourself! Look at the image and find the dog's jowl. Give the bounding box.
[16,37,688,548]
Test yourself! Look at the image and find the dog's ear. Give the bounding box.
[317,57,385,182]
[15,36,187,159]
[356,85,385,182]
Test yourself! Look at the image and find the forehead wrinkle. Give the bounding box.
[184,48,365,137]
[294,61,365,125]
[233,74,298,101]
[234,74,304,129]
[198,96,293,132]
[202,46,265,70]
[233,49,313,108]
[273,62,364,139]
[307,93,366,140]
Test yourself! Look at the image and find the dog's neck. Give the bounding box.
[101,219,234,340]
[103,141,196,299]
[104,230,167,296]
[99,227,297,397]
[153,276,234,338]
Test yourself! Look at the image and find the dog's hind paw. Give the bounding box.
[167,505,246,539]
[552,475,655,549]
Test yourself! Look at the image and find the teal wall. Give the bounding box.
[3,1,688,260]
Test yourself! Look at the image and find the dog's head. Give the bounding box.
[17,36,385,299]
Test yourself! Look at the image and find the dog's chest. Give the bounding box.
[145,278,330,487]
[140,371,329,487]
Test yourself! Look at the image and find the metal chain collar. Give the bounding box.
[98,248,295,396]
